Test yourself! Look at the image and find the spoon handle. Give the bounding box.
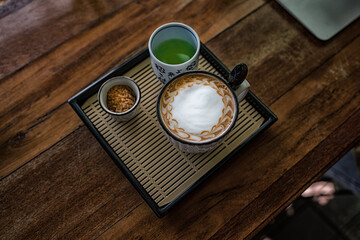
[228,63,248,90]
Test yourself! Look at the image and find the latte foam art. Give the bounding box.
[171,84,224,134]
[160,73,235,142]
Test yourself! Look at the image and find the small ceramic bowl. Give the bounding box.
[98,76,141,122]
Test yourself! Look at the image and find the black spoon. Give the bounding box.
[228,63,248,90]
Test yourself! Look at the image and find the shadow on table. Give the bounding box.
[254,147,360,240]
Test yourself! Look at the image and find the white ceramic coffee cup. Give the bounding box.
[148,22,200,84]
[156,70,250,153]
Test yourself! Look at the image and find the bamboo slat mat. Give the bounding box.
[81,56,265,207]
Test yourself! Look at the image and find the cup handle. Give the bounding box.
[228,63,250,102]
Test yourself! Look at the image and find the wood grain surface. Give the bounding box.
[0,0,266,178]
[1,0,359,239]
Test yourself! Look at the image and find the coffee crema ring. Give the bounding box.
[160,74,235,142]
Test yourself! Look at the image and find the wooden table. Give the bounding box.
[1,0,359,239]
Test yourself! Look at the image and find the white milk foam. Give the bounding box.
[171,84,224,134]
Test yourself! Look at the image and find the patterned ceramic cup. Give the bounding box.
[148,22,200,84]
[156,67,250,153]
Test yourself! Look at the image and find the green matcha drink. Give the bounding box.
[154,39,196,65]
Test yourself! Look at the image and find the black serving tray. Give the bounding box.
[68,43,277,217]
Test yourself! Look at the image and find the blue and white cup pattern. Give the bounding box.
[149,22,200,84]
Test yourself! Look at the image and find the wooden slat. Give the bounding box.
[0,0,133,79]
[210,113,360,240]
[0,104,83,178]
[0,126,143,239]
[207,2,360,106]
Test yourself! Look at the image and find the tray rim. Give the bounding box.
[68,43,277,217]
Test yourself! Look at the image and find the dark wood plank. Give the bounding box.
[210,109,360,240]
[0,0,33,18]
[0,126,143,240]
[0,0,133,79]
[207,1,360,105]
[0,0,266,178]
[0,0,265,79]
[0,104,82,178]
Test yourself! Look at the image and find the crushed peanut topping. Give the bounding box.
[107,85,136,113]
